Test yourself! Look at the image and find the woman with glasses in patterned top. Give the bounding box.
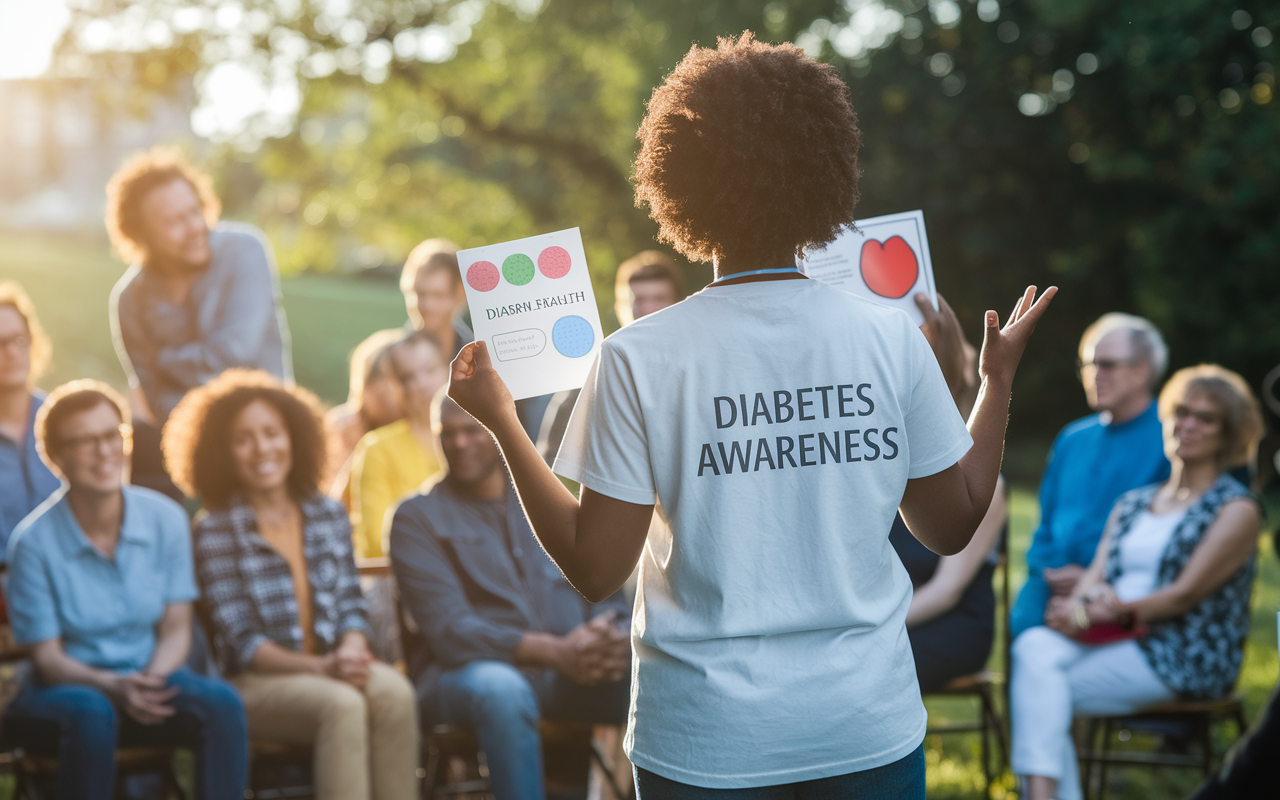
[164,369,418,800]
[1012,364,1265,800]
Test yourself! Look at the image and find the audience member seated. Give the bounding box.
[887,293,1005,692]
[1010,314,1171,638]
[106,148,293,499]
[0,282,60,555]
[612,249,686,327]
[1011,365,1264,800]
[536,249,687,463]
[349,331,447,558]
[326,328,405,501]
[390,392,630,800]
[401,238,470,357]
[2,381,247,800]
[164,370,418,800]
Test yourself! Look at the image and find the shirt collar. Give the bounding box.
[56,488,147,557]
[1103,398,1158,431]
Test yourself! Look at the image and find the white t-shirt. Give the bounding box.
[1112,508,1186,603]
[554,279,972,788]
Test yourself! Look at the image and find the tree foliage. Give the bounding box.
[54,0,1280,439]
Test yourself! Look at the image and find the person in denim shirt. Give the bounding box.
[0,283,61,555]
[2,381,247,800]
[390,393,629,800]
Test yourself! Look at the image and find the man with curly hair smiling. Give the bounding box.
[106,148,292,498]
[449,34,1056,796]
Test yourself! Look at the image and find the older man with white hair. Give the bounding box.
[1010,313,1172,636]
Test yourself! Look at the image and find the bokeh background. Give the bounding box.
[1,1,1278,797]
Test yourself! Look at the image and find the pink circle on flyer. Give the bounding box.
[538,246,572,279]
[467,261,500,292]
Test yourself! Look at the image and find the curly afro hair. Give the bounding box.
[162,369,329,509]
[106,147,220,265]
[634,32,862,265]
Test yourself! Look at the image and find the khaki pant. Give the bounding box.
[232,662,420,800]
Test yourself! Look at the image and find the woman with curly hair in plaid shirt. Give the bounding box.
[164,369,418,800]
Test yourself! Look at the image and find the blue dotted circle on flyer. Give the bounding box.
[552,315,595,358]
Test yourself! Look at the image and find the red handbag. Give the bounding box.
[1072,622,1148,645]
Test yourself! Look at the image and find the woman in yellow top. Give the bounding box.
[349,330,448,557]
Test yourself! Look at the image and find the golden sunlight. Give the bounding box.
[0,0,71,80]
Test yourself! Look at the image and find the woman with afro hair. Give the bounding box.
[449,33,1055,796]
[163,370,419,800]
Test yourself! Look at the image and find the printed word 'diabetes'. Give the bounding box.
[486,291,589,320]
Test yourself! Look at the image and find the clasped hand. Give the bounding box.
[556,612,630,687]
[1046,584,1123,636]
[111,672,180,726]
[321,632,375,689]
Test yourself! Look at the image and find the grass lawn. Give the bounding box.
[2,229,407,406]
[2,230,1277,798]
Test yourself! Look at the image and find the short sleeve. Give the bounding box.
[162,504,199,605]
[903,326,973,479]
[6,532,60,646]
[552,342,656,505]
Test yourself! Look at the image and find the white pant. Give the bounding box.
[1010,626,1175,800]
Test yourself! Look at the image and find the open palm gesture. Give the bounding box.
[979,285,1057,387]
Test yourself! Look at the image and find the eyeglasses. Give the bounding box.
[0,332,31,351]
[1078,357,1140,373]
[1172,405,1221,426]
[59,424,133,456]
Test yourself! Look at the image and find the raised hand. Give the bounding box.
[979,285,1058,387]
[448,341,518,432]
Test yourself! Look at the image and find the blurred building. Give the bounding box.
[0,72,195,230]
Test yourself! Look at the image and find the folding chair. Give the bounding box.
[1077,695,1248,800]
[357,556,632,800]
[922,487,1012,798]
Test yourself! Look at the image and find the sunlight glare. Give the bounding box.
[0,0,71,79]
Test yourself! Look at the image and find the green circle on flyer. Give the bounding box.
[503,254,535,285]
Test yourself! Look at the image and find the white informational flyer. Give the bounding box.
[799,209,937,326]
[457,228,604,400]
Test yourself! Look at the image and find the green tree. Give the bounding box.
[53,0,1280,440]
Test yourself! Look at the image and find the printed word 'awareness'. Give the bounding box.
[697,383,900,476]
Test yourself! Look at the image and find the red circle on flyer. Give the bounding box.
[467,261,500,292]
[538,246,572,279]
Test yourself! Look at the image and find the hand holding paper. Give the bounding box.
[449,341,517,432]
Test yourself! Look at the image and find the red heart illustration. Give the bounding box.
[860,236,919,299]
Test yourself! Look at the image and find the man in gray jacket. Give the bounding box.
[389,393,629,800]
[105,149,291,497]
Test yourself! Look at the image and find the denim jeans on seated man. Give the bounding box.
[437,660,629,799]
[389,397,631,800]
[4,668,247,800]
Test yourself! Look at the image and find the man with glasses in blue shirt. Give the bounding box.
[1010,313,1172,637]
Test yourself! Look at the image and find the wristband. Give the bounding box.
[1071,601,1091,631]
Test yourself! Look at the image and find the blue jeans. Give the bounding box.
[3,668,248,800]
[634,745,926,799]
[436,660,629,800]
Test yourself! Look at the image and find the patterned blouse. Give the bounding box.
[194,492,371,675]
[1104,475,1259,700]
